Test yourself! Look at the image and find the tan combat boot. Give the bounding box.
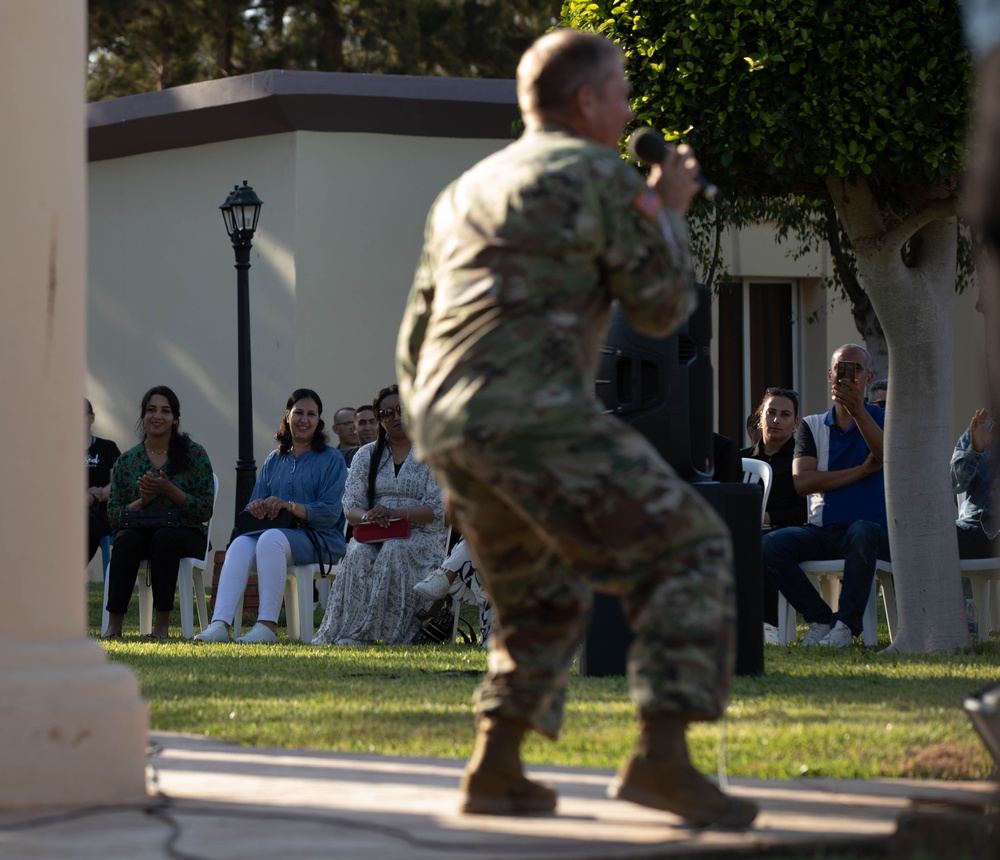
[608,712,758,829]
[460,716,557,815]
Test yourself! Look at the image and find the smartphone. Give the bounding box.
[835,360,857,384]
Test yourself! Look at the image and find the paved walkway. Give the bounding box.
[0,732,996,859]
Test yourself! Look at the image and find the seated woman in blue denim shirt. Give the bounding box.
[197,388,347,644]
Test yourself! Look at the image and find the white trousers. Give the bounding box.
[212,531,293,625]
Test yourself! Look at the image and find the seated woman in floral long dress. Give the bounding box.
[313,385,448,645]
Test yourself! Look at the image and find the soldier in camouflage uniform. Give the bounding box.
[397,29,757,829]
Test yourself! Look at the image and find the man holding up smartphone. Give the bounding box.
[762,344,888,647]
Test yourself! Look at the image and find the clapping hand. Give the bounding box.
[137,470,174,504]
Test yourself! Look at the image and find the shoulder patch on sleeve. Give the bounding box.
[631,187,663,221]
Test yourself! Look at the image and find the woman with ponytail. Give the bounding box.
[313,384,447,645]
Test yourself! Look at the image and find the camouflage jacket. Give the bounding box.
[397,124,696,457]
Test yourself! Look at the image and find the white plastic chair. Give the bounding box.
[741,457,772,527]
[876,556,1000,639]
[872,559,900,642]
[102,473,218,639]
[233,556,342,642]
[742,458,775,645]
[953,493,1000,634]
[98,533,112,582]
[776,559,880,646]
[961,558,1000,634]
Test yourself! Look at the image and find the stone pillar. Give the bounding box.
[0,0,148,806]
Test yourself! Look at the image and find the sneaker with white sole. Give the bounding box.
[414,568,452,600]
[800,622,831,647]
[194,620,231,643]
[235,622,278,644]
[763,623,781,646]
[818,620,854,648]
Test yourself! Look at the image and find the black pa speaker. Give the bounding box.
[596,283,714,481]
[579,482,764,678]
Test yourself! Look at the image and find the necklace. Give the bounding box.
[145,446,168,456]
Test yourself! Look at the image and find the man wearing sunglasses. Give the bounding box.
[398,30,755,829]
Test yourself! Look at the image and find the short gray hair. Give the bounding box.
[870,378,888,396]
[517,30,623,121]
[832,343,874,373]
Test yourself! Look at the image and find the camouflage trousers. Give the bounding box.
[425,414,737,739]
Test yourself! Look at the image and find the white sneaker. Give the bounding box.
[763,623,780,646]
[818,620,854,648]
[194,620,231,643]
[235,622,278,644]
[800,622,831,647]
[413,568,452,600]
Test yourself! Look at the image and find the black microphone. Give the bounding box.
[627,127,725,204]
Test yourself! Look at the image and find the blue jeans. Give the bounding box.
[762,522,890,635]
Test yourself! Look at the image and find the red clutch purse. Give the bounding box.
[353,517,411,544]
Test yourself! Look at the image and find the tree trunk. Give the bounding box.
[851,295,888,381]
[828,178,968,653]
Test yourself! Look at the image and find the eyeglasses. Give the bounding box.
[765,388,798,398]
[378,406,403,420]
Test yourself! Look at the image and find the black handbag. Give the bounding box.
[119,507,181,530]
[412,599,477,646]
[235,508,336,578]
[235,508,296,536]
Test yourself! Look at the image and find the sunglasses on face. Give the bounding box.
[378,406,403,420]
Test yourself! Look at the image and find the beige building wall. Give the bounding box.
[292,130,510,403]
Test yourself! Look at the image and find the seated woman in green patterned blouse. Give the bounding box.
[103,385,215,639]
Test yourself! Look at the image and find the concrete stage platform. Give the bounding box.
[0,731,996,859]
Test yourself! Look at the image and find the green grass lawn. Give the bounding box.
[89,583,999,780]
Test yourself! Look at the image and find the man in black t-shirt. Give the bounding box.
[86,399,121,565]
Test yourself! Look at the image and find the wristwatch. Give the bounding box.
[287,501,295,516]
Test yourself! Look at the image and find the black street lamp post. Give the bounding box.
[220,180,264,520]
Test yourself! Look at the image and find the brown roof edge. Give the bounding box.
[88,70,520,162]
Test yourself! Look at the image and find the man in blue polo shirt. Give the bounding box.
[762,344,887,648]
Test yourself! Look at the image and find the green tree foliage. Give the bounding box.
[88,0,563,101]
[566,0,969,203]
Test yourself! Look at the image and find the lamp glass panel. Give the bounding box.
[239,204,261,232]
[221,207,236,236]
[235,205,251,231]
